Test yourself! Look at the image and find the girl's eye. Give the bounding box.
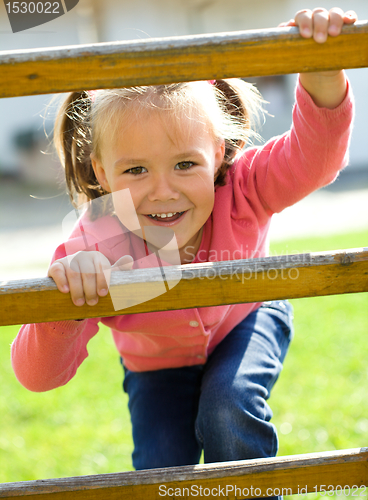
[125,166,147,175]
[175,161,194,170]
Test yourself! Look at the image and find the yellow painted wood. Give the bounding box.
[0,448,367,499]
[0,22,367,98]
[1,248,367,326]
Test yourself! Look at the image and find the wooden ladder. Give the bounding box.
[1,21,368,499]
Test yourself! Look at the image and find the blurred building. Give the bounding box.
[0,0,367,183]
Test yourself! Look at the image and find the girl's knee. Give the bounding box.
[196,400,278,462]
[196,382,273,443]
[201,373,272,420]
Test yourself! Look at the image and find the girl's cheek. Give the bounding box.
[111,188,142,232]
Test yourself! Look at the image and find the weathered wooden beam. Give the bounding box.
[1,248,367,327]
[0,448,367,499]
[0,22,368,99]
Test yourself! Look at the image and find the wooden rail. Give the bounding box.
[1,248,367,326]
[0,448,367,499]
[0,21,367,98]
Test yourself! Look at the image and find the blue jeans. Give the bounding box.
[123,300,293,473]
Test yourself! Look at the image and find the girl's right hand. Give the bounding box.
[48,251,134,306]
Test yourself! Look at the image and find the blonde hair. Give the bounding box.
[54,79,264,217]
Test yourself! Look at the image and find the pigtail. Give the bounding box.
[213,79,263,186]
[53,91,108,209]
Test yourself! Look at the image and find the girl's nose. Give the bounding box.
[147,174,180,202]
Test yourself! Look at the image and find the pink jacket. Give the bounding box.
[12,80,354,392]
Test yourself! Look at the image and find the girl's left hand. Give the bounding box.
[279,8,357,43]
[279,8,357,109]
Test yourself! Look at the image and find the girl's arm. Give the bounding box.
[239,79,354,217]
[11,243,104,392]
[12,220,133,392]
[235,9,357,217]
[11,318,100,392]
[281,8,357,109]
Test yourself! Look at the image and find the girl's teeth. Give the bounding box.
[152,212,177,218]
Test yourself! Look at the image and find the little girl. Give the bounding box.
[12,7,356,478]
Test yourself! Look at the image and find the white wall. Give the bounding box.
[95,0,291,40]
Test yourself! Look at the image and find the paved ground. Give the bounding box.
[269,187,368,241]
[1,176,367,282]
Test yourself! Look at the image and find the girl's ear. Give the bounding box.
[90,153,111,193]
[214,139,225,175]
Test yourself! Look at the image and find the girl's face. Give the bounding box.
[91,108,225,264]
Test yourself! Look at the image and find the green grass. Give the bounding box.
[0,326,134,482]
[0,229,367,483]
[270,230,368,454]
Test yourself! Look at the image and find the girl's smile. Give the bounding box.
[91,109,225,264]
[144,210,187,224]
